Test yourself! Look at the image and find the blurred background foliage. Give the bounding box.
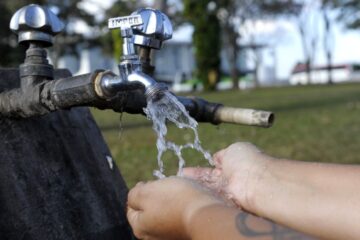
[183,0,221,90]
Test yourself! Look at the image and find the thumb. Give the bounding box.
[183,167,224,193]
[126,207,144,239]
[213,149,227,169]
[182,167,213,180]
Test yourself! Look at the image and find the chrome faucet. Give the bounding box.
[100,9,173,100]
[131,8,173,50]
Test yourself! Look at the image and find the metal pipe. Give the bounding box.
[213,107,274,128]
[137,47,155,76]
[46,72,100,109]
[0,71,275,128]
[177,97,274,127]
[0,85,47,118]
[127,72,167,99]
[127,71,157,89]
[97,70,167,100]
[96,71,141,98]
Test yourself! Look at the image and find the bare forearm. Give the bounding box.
[187,204,241,240]
[252,158,360,239]
[188,204,312,240]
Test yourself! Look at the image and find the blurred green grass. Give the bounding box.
[91,83,360,187]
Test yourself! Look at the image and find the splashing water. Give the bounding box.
[144,91,213,178]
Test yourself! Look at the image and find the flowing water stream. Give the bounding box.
[144,91,213,178]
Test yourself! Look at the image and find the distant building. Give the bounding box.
[153,24,195,83]
[57,45,116,75]
[290,63,360,85]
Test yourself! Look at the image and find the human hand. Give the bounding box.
[183,142,271,211]
[127,177,223,240]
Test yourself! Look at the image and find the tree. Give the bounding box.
[184,0,221,91]
[294,1,322,84]
[319,0,360,84]
[47,0,101,67]
[321,0,336,84]
[334,0,360,29]
[217,0,301,88]
[294,0,340,85]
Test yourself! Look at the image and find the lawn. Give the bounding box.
[91,83,360,187]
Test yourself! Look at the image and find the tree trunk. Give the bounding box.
[229,29,239,90]
[254,59,260,88]
[253,47,262,88]
[305,59,311,84]
[298,21,312,84]
[326,52,333,84]
[323,8,333,85]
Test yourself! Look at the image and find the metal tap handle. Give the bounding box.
[10,4,64,46]
[131,8,173,49]
[108,8,173,50]
[108,14,144,56]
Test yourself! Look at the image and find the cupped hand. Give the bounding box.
[127,177,223,240]
[183,142,271,211]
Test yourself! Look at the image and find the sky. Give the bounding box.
[85,0,360,80]
[271,18,360,79]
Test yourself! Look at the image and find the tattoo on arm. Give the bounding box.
[235,212,314,240]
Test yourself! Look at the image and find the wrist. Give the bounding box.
[248,156,292,219]
[229,154,274,213]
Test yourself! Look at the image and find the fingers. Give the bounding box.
[182,167,213,180]
[127,207,145,239]
[135,181,146,187]
[213,148,227,168]
[127,207,140,227]
[230,142,262,155]
[182,167,221,183]
[127,181,146,211]
[182,167,224,194]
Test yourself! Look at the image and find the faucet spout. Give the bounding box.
[127,71,155,88]
[96,71,167,100]
[127,72,167,100]
[97,71,139,98]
